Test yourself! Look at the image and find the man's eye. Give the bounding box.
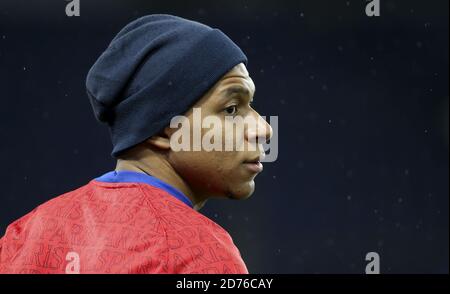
[224,105,238,115]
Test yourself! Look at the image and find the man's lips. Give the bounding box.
[242,161,263,173]
[242,154,265,173]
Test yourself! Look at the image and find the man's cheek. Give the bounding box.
[222,120,245,151]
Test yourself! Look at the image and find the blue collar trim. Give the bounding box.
[94,170,194,209]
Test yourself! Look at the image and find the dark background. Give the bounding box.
[0,0,448,273]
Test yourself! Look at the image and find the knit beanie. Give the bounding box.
[86,14,248,157]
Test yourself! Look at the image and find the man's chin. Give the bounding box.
[227,181,255,200]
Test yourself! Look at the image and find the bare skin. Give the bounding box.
[116,63,273,211]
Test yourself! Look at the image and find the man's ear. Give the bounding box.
[146,127,174,150]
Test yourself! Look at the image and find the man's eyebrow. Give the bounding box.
[220,86,254,101]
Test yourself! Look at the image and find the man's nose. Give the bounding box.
[245,114,273,144]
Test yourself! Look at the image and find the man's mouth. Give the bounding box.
[242,154,265,173]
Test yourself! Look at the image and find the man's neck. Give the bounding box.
[115,148,207,211]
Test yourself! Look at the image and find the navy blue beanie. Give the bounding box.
[86,14,248,157]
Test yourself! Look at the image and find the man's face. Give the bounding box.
[167,63,273,200]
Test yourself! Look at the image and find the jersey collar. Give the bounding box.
[95,170,194,209]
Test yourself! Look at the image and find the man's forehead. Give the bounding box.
[218,64,255,96]
[225,63,249,76]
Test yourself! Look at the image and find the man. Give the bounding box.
[0,14,272,274]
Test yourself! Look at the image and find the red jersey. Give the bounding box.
[0,170,248,274]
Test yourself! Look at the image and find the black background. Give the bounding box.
[0,0,448,273]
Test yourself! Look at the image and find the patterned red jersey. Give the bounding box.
[0,170,248,274]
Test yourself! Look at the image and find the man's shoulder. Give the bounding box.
[0,180,247,273]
